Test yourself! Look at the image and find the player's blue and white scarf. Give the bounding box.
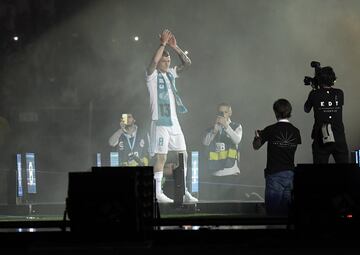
[156,71,187,126]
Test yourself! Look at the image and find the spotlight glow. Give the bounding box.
[13,36,19,41]
[134,36,139,41]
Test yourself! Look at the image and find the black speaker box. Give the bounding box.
[292,164,360,230]
[66,167,154,237]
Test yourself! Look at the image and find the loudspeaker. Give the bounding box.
[66,167,154,238]
[173,153,185,205]
[291,164,360,230]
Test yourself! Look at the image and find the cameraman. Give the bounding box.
[304,66,349,163]
[108,113,149,166]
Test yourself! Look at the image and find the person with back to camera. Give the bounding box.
[304,64,349,163]
[253,99,301,216]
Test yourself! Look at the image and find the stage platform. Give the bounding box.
[0,201,358,254]
[158,200,265,216]
[0,201,265,219]
[0,200,267,234]
[0,218,358,255]
[0,203,66,216]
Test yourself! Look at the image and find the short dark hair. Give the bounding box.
[217,102,231,110]
[273,99,292,119]
[319,66,337,86]
[162,50,170,57]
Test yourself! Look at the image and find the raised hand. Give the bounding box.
[159,29,172,45]
[216,116,229,128]
[213,122,221,134]
[168,34,177,49]
[120,119,126,131]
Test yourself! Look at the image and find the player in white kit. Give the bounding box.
[146,29,197,203]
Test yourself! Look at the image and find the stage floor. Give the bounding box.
[0,203,358,254]
[0,200,283,234]
[0,200,266,219]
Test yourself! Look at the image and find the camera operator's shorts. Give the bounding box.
[150,121,187,156]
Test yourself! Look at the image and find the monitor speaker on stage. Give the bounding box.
[66,166,154,238]
[173,153,185,205]
[291,164,360,231]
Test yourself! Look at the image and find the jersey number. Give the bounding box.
[158,137,164,146]
[160,104,170,117]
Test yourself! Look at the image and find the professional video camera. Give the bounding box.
[304,61,322,89]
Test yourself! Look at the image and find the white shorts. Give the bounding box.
[150,122,187,156]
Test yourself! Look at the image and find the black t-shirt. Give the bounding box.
[259,121,301,176]
[304,87,345,140]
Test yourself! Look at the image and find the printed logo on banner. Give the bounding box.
[25,153,37,194]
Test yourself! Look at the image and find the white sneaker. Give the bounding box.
[156,192,174,203]
[184,190,198,203]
